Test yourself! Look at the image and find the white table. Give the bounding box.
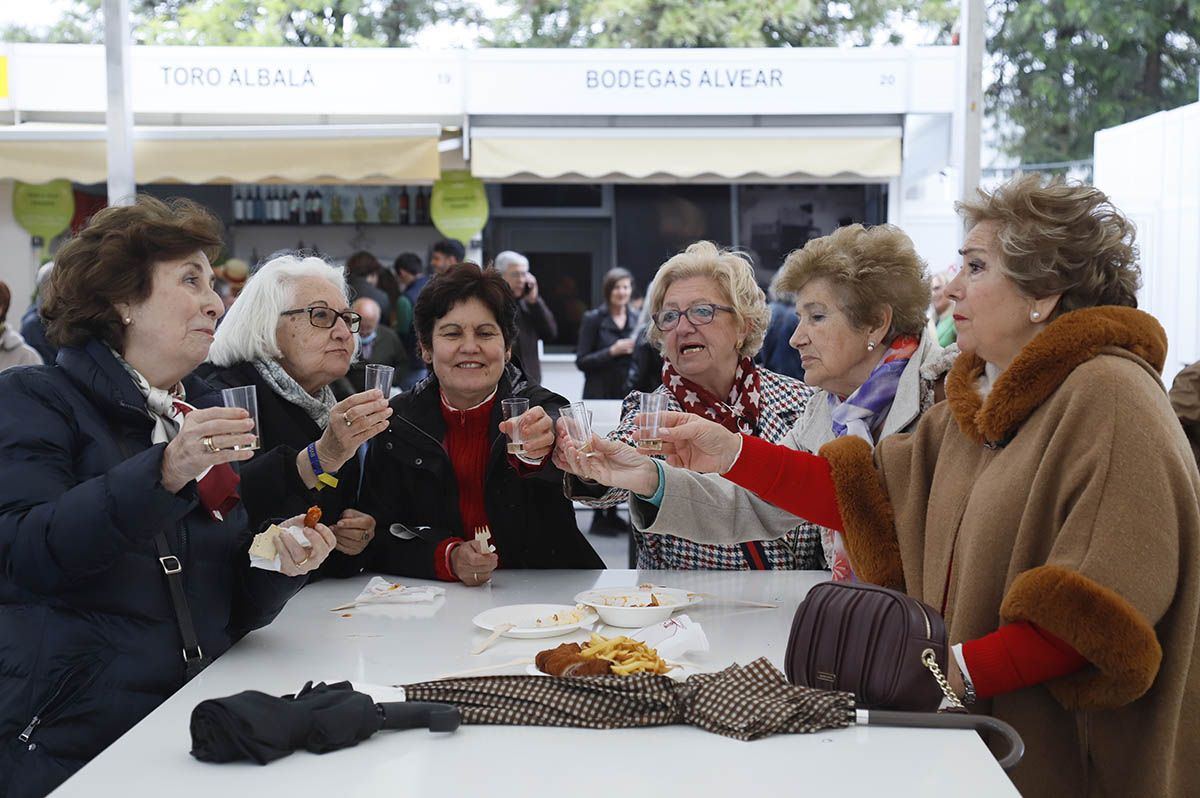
[52,571,1018,797]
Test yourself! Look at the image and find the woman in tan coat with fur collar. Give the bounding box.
[587,176,1200,797]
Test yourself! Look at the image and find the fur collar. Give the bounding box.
[946,306,1166,447]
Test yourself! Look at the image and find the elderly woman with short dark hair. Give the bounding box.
[361,266,602,586]
[0,197,334,797]
[199,255,392,576]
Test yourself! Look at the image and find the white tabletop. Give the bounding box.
[53,570,1018,797]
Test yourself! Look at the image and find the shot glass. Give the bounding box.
[363,363,395,397]
[637,392,669,452]
[220,385,261,451]
[501,397,530,455]
[559,402,594,452]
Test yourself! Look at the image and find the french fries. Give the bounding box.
[577,633,672,676]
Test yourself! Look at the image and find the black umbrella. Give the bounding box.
[190,680,460,765]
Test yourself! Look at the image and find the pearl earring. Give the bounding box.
[1030,311,1041,321]
[867,341,877,351]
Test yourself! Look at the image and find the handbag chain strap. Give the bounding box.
[922,648,965,711]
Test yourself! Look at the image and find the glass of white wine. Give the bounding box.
[501,397,530,455]
[637,392,668,452]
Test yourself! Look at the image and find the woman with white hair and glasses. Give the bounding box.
[197,254,392,576]
[556,241,817,570]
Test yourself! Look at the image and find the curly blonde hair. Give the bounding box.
[776,224,930,338]
[645,241,769,358]
[956,174,1141,314]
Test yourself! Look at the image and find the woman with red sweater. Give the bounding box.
[562,177,1200,797]
[361,266,602,585]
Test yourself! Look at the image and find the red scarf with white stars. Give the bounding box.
[662,357,762,435]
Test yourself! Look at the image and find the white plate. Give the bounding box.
[573,586,702,628]
[471,604,597,639]
[526,662,696,682]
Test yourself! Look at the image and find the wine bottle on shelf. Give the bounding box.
[330,195,344,224]
[302,189,312,225]
[289,188,301,224]
[311,188,324,224]
[398,186,410,225]
[353,194,368,224]
[414,187,428,225]
[253,187,265,223]
[232,187,244,224]
[272,188,283,224]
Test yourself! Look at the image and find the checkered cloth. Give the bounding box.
[403,658,855,741]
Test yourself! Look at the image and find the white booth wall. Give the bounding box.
[1094,102,1200,387]
[0,181,36,322]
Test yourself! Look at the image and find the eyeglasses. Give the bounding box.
[651,303,735,332]
[280,306,362,333]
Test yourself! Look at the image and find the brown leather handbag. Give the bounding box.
[785,580,957,712]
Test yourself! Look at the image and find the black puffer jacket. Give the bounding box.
[0,341,303,798]
[361,365,603,577]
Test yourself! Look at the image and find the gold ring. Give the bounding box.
[202,436,217,453]
[297,556,310,567]
[343,412,353,427]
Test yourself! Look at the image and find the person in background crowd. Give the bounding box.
[430,239,465,277]
[575,267,639,535]
[0,280,42,371]
[931,269,957,346]
[361,266,602,586]
[345,251,392,326]
[19,261,57,365]
[623,277,665,395]
[214,258,249,313]
[392,252,427,389]
[395,251,428,307]
[0,197,333,798]
[619,177,1200,798]
[333,297,408,399]
[200,254,392,578]
[576,268,639,400]
[496,250,558,386]
[1170,360,1200,469]
[758,286,806,381]
[557,241,816,570]
[560,225,951,579]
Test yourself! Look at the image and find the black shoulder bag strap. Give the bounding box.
[112,428,212,681]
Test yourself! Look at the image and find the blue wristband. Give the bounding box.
[634,458,666,507]
[306,442,339,491]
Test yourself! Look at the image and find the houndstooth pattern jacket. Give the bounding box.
[564,367,822,570]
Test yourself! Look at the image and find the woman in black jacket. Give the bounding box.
[197,254,392,578]
[575,267,638,400]
[0,198,336,798]
[361,267,603,585]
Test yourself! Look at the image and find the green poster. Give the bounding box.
[430,171,488,246]
[13,180,74,241]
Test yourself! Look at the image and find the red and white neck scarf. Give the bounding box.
[662,357,762,435]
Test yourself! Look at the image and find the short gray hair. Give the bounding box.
[493,250,528,272]
[208,254,351,367]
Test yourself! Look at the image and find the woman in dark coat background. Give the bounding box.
[576,267,638,400]
[362,267,603,586]
[0,197,335,798]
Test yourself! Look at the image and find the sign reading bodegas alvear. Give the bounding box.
[585,67,783,90]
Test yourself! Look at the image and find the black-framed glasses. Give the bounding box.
[280,306,362,333]
[651,303,735,332]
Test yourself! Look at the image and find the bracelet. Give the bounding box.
[306,442,339,491]
[951,643,977,705]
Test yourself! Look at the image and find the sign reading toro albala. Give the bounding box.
[160,64,316,89]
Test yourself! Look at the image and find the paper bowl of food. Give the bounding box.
[573,586,699,628]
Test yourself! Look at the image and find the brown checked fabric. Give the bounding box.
[403,658,855,741]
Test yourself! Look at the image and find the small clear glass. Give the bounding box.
[363,363,395,397]
[637,392,668,452]
[560,402,594,452]
[220,385,261,450]
[501,397,530,455]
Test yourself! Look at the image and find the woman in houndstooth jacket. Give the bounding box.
[559,228,953,575]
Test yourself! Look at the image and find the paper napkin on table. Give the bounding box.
[351,576,446,605]
[631,614,709,660]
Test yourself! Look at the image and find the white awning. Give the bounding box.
[0,123,442,184]
[470,126,901,181]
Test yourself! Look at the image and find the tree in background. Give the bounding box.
[988,0,1200,163]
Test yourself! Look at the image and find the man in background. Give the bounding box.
[392,252,427,390]
[345,251,393,326]
[430,239,465,276]
[495,250,557,385]
[20,261,56,365]
[333,297,408,399]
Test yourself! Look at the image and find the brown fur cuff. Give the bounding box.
[819,436,904,590]
[1001,565,1162,710]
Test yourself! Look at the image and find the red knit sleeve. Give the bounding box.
[433,537,465,582]
[722,433,843,530]
[961,621,1089,700]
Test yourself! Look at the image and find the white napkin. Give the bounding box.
[351,576,446,605]
[249,525,312,572]
[631,614,709,660]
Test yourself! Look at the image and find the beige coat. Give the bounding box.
[0,325,41,372]
[823,307,1200,797]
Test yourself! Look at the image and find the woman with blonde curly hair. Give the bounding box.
[627,175,1200,797]
[556,241,817,569]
